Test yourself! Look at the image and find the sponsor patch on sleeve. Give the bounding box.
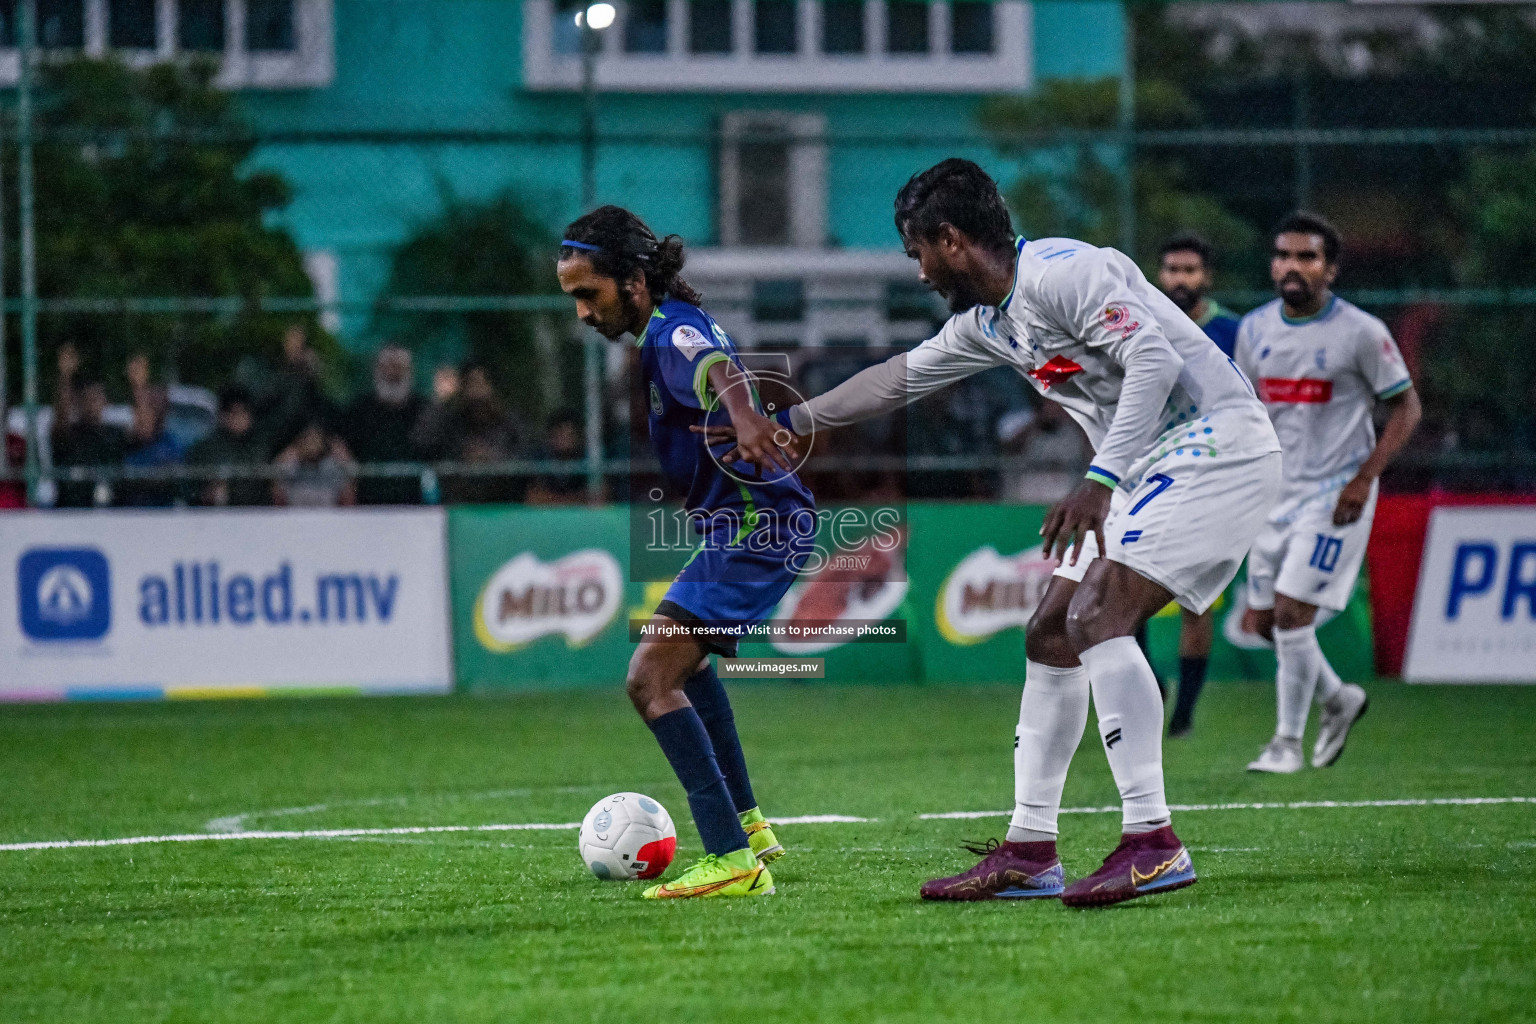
[670,324,714,362]
[1100,303,1142,341]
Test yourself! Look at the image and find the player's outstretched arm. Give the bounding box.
[1333,386,1421,525]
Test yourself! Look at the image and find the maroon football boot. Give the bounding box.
[920,838,1065,901]
[1059,826,1197,908]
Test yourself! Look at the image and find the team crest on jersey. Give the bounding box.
[649,381,663,415]
[671,324,713,362]
[1100,304,1142,340]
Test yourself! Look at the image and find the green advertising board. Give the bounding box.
[447,503,1376,692]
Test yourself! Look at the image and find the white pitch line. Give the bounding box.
[0,815,868,853]
[2,798,1527,853]
[918,796,1536,820]
[0,822,581,852]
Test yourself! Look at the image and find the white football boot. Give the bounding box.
[1246,736,1304,774]
[1312,683,1369,768]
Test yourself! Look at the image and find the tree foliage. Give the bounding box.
[979,79,1256,272]
[16,57,322,396]
[373,190,564,421]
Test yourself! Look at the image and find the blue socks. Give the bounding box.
[683,665,757,813]
[647,706,750,857]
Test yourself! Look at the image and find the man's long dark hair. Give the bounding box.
[560,205,702,305]
[894,158,1016,256]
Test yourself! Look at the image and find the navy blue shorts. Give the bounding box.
[656,524,813,657]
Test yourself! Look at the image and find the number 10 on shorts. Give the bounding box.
[1309,533,1343,573]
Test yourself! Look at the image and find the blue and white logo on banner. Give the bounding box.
[1405,508,1536,683]
[18,547,112,642]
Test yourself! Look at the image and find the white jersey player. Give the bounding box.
[1235,214,1421,775]
[704,160,1281,908]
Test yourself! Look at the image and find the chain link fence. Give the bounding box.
[4,118,1535,507]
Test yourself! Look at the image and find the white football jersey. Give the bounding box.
[905,238,1279,488]
[1234,296,1412,522]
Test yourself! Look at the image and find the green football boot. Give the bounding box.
[740,807,784,864]
[642,847,775,900]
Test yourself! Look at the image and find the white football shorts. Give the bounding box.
[1246,485,1376,613]
[1052,446,1282,615]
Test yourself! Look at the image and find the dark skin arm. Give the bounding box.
[1332,387,1421,526]
[702,360,795,474]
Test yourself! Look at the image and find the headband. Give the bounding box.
[560,238,657,261]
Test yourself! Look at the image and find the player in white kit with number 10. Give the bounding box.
[1236,213,1421,774]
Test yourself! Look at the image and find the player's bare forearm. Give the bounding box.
[705,360,792,473]
[1333,388,1421,525]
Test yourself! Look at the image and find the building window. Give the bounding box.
[821,0,862,54]
[885,280,937,322]
[950,0,992,54]
[179,0,225,51]
[689,0,731,53]
[0,0,333,86]
[523,0,1032,94]
[108,0,156,48]
[246,0,294,51]
[886,0,927,54]
[753,280,805,323]
[738,124,792,244]
[719,112,826,248]
[623,0,666,53]
[1,0,85,47]
[754,0,795,54]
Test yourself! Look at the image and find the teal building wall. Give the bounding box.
[241,0,1126,348]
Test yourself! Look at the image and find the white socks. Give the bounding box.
[1275,624,1325,740]
[1079,637,1171,830]
[1006,661,1092,842]
[1314,649,1344,705]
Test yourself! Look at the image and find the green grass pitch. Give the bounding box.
[2,680,1534,1022]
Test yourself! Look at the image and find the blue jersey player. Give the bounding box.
[1154,232,1244,739]
[557,206,814,900]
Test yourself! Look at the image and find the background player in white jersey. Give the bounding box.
[703,160,1281,907]
[1235,213,1421,775]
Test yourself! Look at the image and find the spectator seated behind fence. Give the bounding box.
[340,343,425,505]
[50,344,127,507]
[526,409,597,505]
[996,397,1092,506]
[411,361,523,503]
[185,385,268,506]
[259,323,335,453]
[116,353,185,507]
[273,416,356,507]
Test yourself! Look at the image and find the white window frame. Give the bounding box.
[717,110,826,249]
[683,248,935,351]
[523,0,1031,93]
[0,0,334,88]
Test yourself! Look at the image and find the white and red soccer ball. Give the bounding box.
[579,792,677,880]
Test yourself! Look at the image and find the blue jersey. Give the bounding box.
[1196,299,1241,358]
[638,300,814,530]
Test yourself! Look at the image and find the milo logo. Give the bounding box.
[474,549,623,651]
[935,544,1059,645]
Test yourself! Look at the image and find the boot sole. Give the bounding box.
[1062,873,1197,908]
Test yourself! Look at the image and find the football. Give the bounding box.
[578,792,677,880]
